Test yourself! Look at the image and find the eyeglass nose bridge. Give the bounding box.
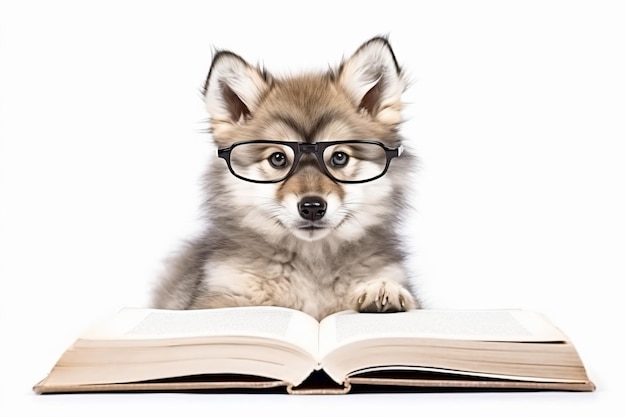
[298,143,319,153]
[293,143,328,174]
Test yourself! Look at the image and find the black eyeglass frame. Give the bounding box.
[217,140,403,184]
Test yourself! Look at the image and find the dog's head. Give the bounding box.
[202,37,413,243]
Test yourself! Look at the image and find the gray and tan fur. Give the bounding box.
[152,37,421,321]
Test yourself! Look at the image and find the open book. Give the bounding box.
[34,307,595,394]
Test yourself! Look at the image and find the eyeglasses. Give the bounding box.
[217,140,403,184]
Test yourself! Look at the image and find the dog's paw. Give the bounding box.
[352,280,416,313]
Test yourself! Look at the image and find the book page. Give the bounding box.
[319,309,566,358]
[79,306,320,358]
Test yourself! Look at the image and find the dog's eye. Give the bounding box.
[330,151,349,167]
[269,152,288,168]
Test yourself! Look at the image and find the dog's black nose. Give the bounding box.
[298,197,327,221]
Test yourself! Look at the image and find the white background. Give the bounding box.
[1,1,625,416]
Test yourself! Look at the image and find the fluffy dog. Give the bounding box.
[152,36,420,320]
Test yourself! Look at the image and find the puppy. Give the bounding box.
[152,36,420,320]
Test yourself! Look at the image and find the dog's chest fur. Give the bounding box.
[200,228,402,320]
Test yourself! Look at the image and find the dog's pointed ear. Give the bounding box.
[338,37,406,125]
[203,51,270,125]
